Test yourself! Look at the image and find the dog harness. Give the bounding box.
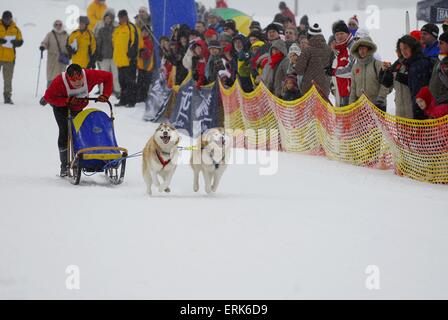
[156,150,171,169]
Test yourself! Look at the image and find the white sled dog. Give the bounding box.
[142,123,180,195]
[190,128,231,194]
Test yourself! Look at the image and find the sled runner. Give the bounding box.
[67,99,128,185]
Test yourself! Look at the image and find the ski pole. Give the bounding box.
[35,50,43,98]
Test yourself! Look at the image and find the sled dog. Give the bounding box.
[190,128,230,194]
[142,123,180,195]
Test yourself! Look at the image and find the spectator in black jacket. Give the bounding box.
[399,35,434,119]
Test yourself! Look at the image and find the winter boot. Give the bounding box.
[59,148,69,177]
[4,94,13,105]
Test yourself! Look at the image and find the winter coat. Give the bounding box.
[429,58,448,105]
[112,22,140,68]
[423,41,440,59]
[137,35,154,72]
[295,34,332,98]
[331,34,355,104]
[379,59,413,118]
[282,89,301,101]
[96,23,115,60]
[0,21,23,63]
[41,29,69,82]
[403,53,434,119]
[67,29,96,68]
[261,39,289,97]
[87,0,107,31]
[349,38,390,105]
[417,86,448,119]
[44,69,113,111]
[249,41,269,83]
[192,56,207,88]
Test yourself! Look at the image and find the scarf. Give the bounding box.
[269,52,284,70]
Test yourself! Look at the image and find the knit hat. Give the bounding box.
[208,40,222,51]
[118,10,128,18]
[299,15,309,27]
[288,43,301,58]
[332,20,350,35]
[250,21,262,30]
[421,23,439,39]
[2,11,12,20]
[204,28,217,38]
[219,32,233,44]
[284,73,298,89]
[279,1,287,10]
[440,32,448,44]
[266,23,282,34]
[104,8,116,19]
[251,40,265,49]
[308,23,322,36]
[410,30,422,42]
[78,16,90,25]
[224,19,236,32]
[348,15,359,27]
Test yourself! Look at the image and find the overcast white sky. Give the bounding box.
[199,0,412,16]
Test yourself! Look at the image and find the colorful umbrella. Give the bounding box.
[211,8,253,36]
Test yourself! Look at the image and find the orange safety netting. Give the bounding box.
[220,81,448,184]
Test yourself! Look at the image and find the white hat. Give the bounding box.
[308,23,322,36]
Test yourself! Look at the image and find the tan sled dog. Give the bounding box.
[142,123,180,195]
[190,128,230,194]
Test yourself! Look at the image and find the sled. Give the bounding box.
[67,99,128,185]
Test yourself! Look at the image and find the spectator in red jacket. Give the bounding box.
[279,1,296,27]
[191,42,208,88]
[42,64,113,177]
[416,86,448,119]
[216,0,228,8]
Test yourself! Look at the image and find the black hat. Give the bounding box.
[208,40,222,51]
[279,1,287,10]
[332,20,350,35]
[224,19,236,31]
[440,32,448,44]
[421,23,440,39]
[2,11,12,20]
[118,10,128,18]
[266,22,283,35]
[78,16,90,25]
[250,21,261,30]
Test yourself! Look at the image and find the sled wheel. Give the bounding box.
[70,156,82,185]
[106,158,126,185]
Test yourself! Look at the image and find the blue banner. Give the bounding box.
[144,79,221,137]
[148,0,197,66]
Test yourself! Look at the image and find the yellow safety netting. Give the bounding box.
[220,81,448,184]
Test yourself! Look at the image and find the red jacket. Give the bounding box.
[417,86,448,119]
[282,8,297,26]
[216,0,228,8]
[44,69,113,111]
[332,35,355,100]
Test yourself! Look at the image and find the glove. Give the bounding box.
[11,39,23,47]
[39,45,45,52]
[0,38,6,45]
[39,97,48,106]
[96,95,109,103]
[67,97,88,107]
[374,97,387,112]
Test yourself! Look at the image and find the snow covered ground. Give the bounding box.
[1,0,448,300]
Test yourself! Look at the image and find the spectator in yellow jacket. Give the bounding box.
[0,11,23,104]
[112,10,140,107]
[87,0,107,31]
[136,26,155,103]
[67,16,96,69]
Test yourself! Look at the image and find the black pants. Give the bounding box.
[136,69,153,103]
[118,64,137,105]
[52,107,79,168]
